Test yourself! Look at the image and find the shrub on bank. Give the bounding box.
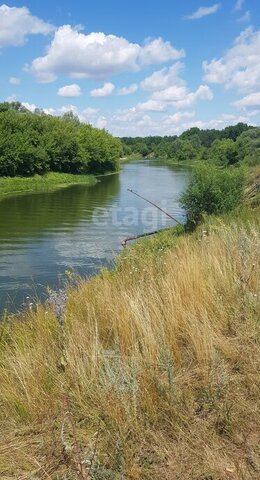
[181,162,246,227]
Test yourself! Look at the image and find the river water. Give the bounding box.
[0,160,189,313]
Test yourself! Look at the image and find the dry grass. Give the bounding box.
[0,211,259,479]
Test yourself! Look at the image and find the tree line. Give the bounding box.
[121,123,260,167]
[0,102,121,177]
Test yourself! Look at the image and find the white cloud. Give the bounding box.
[58,83,82,97]
[5,94,17,102]
[151,85,187,102]
[138,62,213,113]
[237,10,251,22]
[9,76,21,85]
[108,109,255,137]
[82,107,99,116]
[42,104,99,123]
[91,82,115,97]
[140,62,185,91]
[185,3,221,20]
[151,84,213,109]
[138,37,185,65]
[117,84,138,95]
[31,26,140,82]
[134,100,166,112]
[22,102,37,112]
[176,113,255,133]
[203,27,260,93]
[233,0,244,12]
[23,101,253,137]
[95,116,107,129]
[163,111,195,125]
[30,25,184,82]
[233,92,260,110]
[0,4,54,48]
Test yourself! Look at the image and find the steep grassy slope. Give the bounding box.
[0,207,259,479]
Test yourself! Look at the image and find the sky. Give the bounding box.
[0,0,260,136]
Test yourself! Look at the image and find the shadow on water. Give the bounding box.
[0,173,120,240]
[0,173,120,313]
[0,160,188,314]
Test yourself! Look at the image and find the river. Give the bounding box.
[0,160,189,314]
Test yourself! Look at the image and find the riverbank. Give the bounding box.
[0,200,259,479]
[0,172,97,199]
[120,153,142,162]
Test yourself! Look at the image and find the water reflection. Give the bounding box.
[0,160,188,313]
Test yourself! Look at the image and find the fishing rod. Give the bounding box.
[121,189,182,246]
[127,189,182,225]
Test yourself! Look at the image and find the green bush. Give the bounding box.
[181,162,246,228]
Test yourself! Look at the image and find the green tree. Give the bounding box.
[208,139,239,166]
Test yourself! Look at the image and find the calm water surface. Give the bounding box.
[0,160,188,313]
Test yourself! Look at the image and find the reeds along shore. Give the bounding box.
[0,209,259,479]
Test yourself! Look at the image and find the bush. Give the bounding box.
[181,162,245,228]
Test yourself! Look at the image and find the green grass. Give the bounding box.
[0,172,97,199]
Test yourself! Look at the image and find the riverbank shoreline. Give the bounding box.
[0,172,98,200]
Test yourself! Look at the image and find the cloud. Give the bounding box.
[185,3,221,20]
[17,99,255,137]
[5,94,17,102]
[138,62,213,112]
[30,25,184,82]
[9,76,21,85]
[22,102,37,112]
[31,26,139,82]
[151,85,187,102]
[237,10,251,22]
[95,116,107,129]
[138,37,185,65]
[163,111,195,125]
[151,84,213,109]
[134,100,166,112]
[0,4,54,48]
[58,83,82,97]
[140,62,185,91]
[233,92,260,110]
[108,109,255,137]
[41,104,99,123]
[91,82,115,97]
[117,84,138,95]
[82,107,99,116]
[203,27,260,93]
[233,0,245,12]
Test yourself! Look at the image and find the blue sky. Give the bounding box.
[1,0,259,136]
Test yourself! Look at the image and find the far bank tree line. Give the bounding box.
[121,123,260,167]
[0,102,259,178]
[0,102,121,177]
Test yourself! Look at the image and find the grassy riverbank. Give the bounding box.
[0,172,97,198]
[0,199,259,478]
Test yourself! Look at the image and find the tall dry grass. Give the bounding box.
[0,212,259,479]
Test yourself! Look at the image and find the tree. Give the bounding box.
[236,128,260,166]
[208,139,239,166]
[0,103,121,177]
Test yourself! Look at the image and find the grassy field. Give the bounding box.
[0,172,97,198]
[0,203,259,479]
